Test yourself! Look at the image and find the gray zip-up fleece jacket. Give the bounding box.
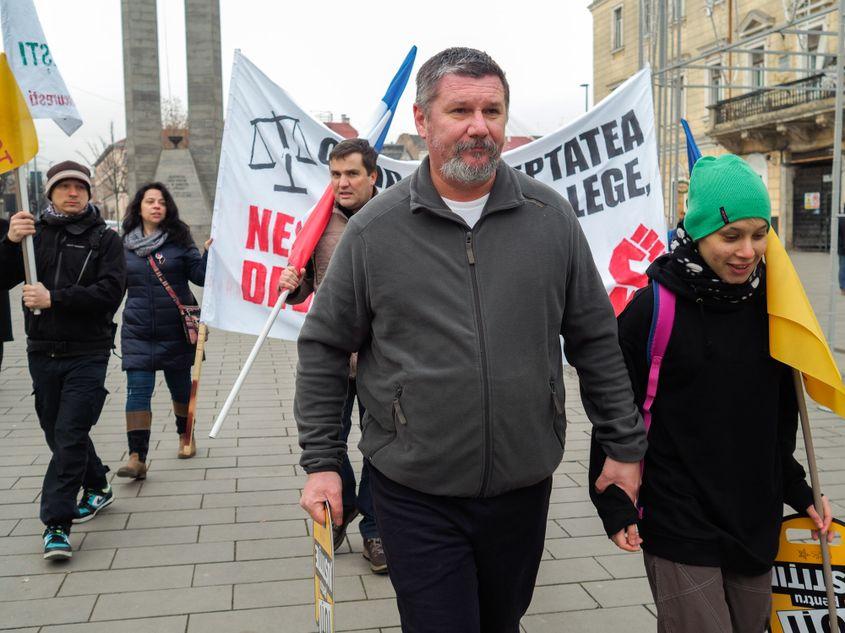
[295,158,646,498]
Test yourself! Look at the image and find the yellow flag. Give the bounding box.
[0,52,38,175]
[767,229,845,416]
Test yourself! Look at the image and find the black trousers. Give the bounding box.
[369,465,551,633]
[29,353,110,528]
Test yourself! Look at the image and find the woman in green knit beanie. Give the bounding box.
[589,153,832,633]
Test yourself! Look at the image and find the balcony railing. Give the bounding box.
[710,73,834,125]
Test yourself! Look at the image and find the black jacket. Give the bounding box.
[589,255,814,575]
[120,240,207,371]
[0,209,126,356]
[0,218,11,343]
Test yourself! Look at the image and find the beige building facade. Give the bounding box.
[590,0,841,249]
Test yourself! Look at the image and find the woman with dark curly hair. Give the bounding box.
[116,183,211,479]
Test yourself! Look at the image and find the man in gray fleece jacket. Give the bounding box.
[295,47,646,632]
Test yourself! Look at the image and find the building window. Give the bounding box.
[612,6,624,50]
[750,45,765,89]
[805,23,834,72]
[669,0,685,22]
[708,64,723,105]
[642,0,651,36]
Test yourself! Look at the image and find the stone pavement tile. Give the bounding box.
[127,507,235,529]
[545,535,619,559]
[201,489,300,508]
[112,542,233,569]
[582,577,653,608]
[136,479,235,497]
[106,493,202,513]
[233,575,365,609]
[557,517,606,537]
[91,585,232,621]
[546,502,596,520]
[522,605,656,632]
[0,502,39,520]
[147,456,236,471]
[0,549,115,577]
[235,455,300,468]
[187,604,314,633]
[235,536,313,561]
[199,519,305,542]
[595,553,648,579]
[333,597,401,630]
[361,573,396,600]
[12,513,128,536]
[58,565,195,596]
[0,466,45,479]
[0,477,20,489]
[549,487,590,503]
[236,476,304,492]
[194,557,312,586]
[0,594,95,628]
[535,557,612,585]
[40,615,188,633]
[208,445,293,457]
[0,534,46,555]
[119,468,208,482]
[235,503,303,522]
[545,521,568,539]
[80,525,198,550]
[527,584,597,614]
[0,573,63,601]
[205,464,299,480]
[0,519,18,537]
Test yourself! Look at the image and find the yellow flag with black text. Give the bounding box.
[767,229,845,416]
[0,52,38,175]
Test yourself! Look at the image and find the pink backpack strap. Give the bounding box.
[638,280,675,519]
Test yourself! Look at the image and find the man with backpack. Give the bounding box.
[0,160,126,560]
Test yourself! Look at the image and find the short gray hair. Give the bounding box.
[415,47,509,114]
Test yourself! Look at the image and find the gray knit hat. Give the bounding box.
[45,160,92,200]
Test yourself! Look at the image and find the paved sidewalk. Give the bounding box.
[1,252,845,632]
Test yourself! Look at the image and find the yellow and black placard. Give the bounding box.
[314,500,334,633]
[771,514,845,632]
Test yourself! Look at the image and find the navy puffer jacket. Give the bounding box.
[121,240,207,371]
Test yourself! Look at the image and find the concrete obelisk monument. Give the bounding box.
[121,0,223,244]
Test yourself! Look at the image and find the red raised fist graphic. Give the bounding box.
[608,224,664,315]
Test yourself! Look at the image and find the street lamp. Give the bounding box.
[579,83,590,112]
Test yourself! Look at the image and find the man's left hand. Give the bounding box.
[22,283,51,310]
[595,457,640,505]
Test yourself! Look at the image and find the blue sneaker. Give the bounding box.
[43,526,72,560]
[73,483,114,524]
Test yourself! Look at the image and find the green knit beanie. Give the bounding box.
[683,154,771,241]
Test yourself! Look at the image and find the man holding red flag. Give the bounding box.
[279,138,386,574]
[294,48,645,631]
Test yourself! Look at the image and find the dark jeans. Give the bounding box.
[369,465,552,633]
[125,369,191,412]
[29,353,110,529]
[340,379,378,539]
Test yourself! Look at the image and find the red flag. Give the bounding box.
[287,185,336,271]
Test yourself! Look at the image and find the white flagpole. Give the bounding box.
[15,163,40,315]
[208,289,289,438]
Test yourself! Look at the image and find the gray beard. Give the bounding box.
[436,139,501,185]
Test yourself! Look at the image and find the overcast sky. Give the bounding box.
[25,0,594,171]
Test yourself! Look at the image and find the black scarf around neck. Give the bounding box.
[662,222,764,304]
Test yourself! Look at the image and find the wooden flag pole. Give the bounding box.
[15,164,40,315]
[792,369,839,626]
[185,323,208,444]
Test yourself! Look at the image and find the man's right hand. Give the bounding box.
[7,211,35,243]
[300,471,343,527]
[278,265,304,293]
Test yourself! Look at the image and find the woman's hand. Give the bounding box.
[610,523,642,552]
[204,237,214,251]
[807,495,834,543]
